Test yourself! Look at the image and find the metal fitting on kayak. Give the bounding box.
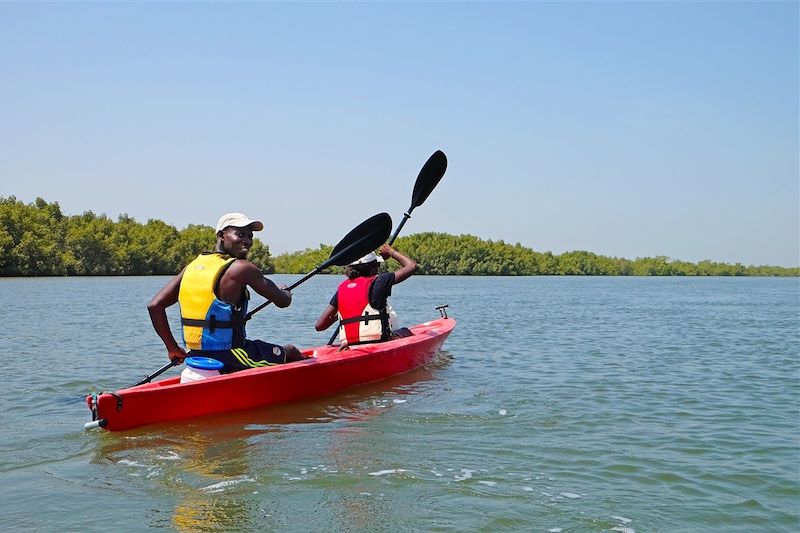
[84,391,123,430]
[84,419,108,430]
[436,305,449,318]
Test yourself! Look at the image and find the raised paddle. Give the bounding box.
[129,212,392,387]
[327,150,448,345]
[388,149,447,245]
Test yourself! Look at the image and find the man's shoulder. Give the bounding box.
[226,258,258,270]
[222,258,262,280]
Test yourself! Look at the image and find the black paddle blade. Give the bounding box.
[325,212,392,268]
[410,150,447,210]
[247,212,392,320]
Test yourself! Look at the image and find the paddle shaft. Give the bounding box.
[246,212,392,320]
[245,267,320,319]
[134,359,178,386]
[387,210,413,247]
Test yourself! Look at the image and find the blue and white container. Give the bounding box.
[180,356,224,383]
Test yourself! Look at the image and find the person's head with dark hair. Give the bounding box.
[345,252,381,279]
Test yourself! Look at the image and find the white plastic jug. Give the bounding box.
[180,356,223,383]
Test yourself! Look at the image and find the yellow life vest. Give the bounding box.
[178,253,248,350]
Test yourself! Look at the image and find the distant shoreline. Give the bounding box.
[2,196,798,277]
[2,273,798,279]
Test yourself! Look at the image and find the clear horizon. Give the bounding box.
[1,2,797,267]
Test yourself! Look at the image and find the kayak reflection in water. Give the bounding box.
[147,212,306,374]
[315,243,417,347]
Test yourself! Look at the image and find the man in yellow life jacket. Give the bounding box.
[315,243,417,346]
[148,213,305,373]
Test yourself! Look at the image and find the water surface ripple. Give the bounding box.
[0,276,797,531]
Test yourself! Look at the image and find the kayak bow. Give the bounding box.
[86,313,455,431]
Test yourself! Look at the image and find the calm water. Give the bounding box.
[0,275,798,532]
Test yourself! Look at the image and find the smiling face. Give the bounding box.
[217,226,254,259]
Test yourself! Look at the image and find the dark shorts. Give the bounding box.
[189,339,287,374]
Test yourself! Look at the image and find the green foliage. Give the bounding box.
[395,233,540,275]
[174,224,216,267]
[272,244,344,275]
[247,239,276,274]
[0,196,274,276]
[1,196,67,275]
[2,196,797,277]
[274,232,800,277]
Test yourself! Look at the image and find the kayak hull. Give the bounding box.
[88,317,455,431]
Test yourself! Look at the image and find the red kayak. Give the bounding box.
[86,314,455,431]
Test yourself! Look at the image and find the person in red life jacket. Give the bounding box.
[315,243,417,346]
[148,212,306,373]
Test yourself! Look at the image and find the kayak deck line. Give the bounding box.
[86,314,456,432]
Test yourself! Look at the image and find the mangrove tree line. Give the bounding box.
[2,196,797,277]
[0,196,275,276]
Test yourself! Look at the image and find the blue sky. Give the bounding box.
[1,2,797,267]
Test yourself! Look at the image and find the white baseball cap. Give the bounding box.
[215,213,264,233]
[349,251,384,266]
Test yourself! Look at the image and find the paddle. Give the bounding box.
[327,150,448,344]
[128,213,392,388]
[246,211,393,320]
[134,360,177,386]
[388,149,447,245]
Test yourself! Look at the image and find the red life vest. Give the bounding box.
[337,275,391,345]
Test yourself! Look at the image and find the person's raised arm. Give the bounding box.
[379,244,417,284]
[147,270,187,363]
[224,260,293,308]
